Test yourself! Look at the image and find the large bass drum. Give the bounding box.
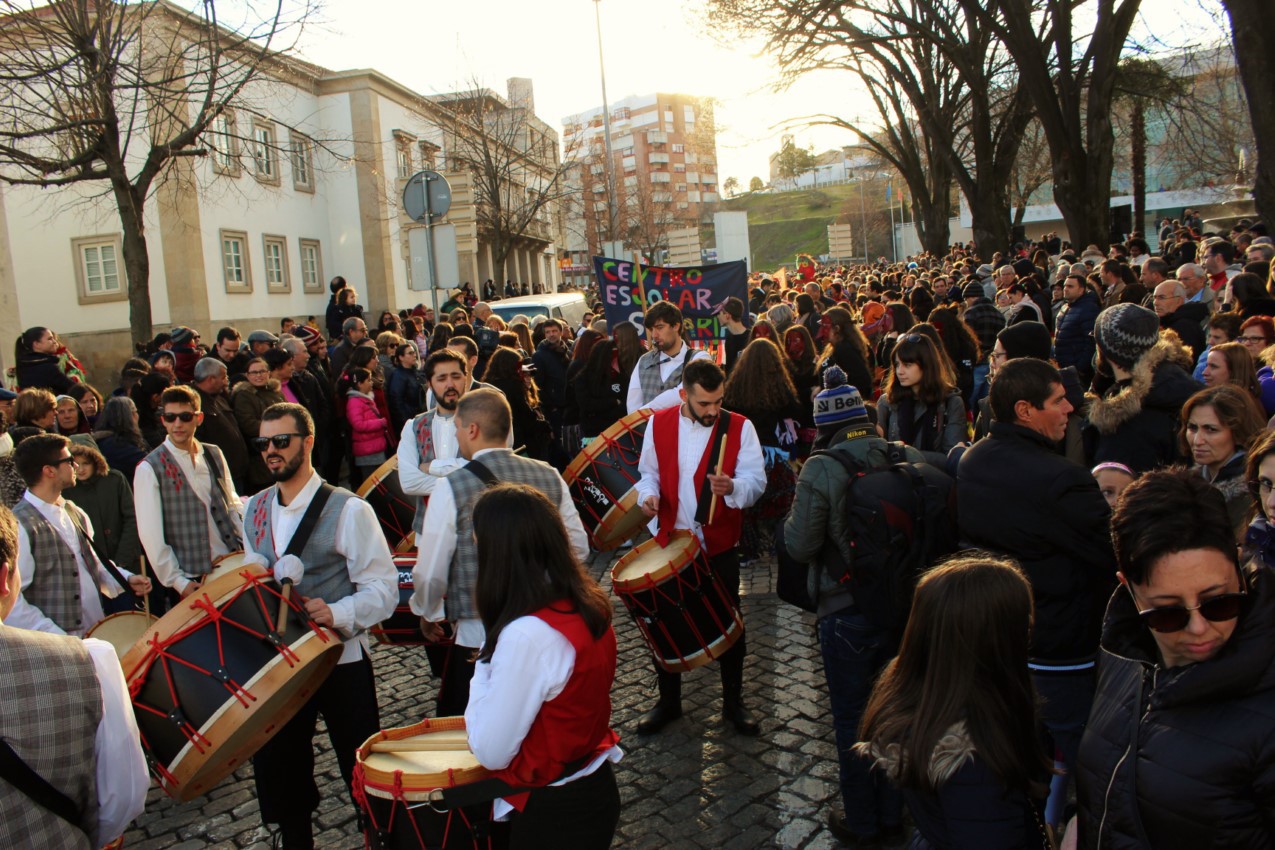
[563,409,654,551]
[356,456,419,553]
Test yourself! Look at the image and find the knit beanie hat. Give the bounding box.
[814,366,870,429]
[996,322,1052,362]
[170,326,195,346]
[962,281,986,300]
[296,325,323,346]
[1093,303,1160,370]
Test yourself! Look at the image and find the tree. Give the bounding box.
[438,82,578,286]
[773,137,817,180]
[1112,57,1185,241]
[1218,0,1274,221]
[723,175,740,197]
[749,176,764,191]
[0,0,315,345]
[1010,119,1051,226]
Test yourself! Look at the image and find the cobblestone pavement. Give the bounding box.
[121,549,911,849]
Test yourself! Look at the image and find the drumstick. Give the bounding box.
[140,557,150,618]
[277,579,293,633]
[368,737,472,753]
[707,438,729,524]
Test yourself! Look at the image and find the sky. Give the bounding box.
[288,0,1224,187]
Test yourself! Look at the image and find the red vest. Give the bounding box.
[491,603,619,809]
[652,405,745,556]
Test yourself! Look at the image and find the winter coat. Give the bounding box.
[972,366,1087,466]
[91,432,148,486]
[232,380,284,492]
[195,388,250,495]
[861,722,1049,850]
[958,423,1117,663]
[326,300,364,341]
[820,340,875,400]
[1158,301,1208,360]
[346,391,389,459]
[531,340,571,412]
[14,350,75,394]
[1083,337,1202,473]
[385,365,425,433]
[170,343,201,383]
[65,468,142,569]
[1199,452,1251,541]
[1075,566,1275,849]
[571,367,625,439]
[1054,290,1102,379]
[876,390,967,469]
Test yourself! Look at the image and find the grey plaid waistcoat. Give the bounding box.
[410,409,439,535]
[0,626,101,849]
[144,444,242,579]
[636,346,692,406]
[12,499,87,632]
[243,485,357,629]
[446,449,565,621]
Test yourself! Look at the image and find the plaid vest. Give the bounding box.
[143,443,242,579]
[0,626,101,849]
[11,499,89,632]
[410,409,439,535]
[243,485,357,628]
[446,450,565,621]
[636,346,693,407]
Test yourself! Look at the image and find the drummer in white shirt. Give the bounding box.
[625,301,712,415]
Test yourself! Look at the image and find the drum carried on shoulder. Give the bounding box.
[563,409,653,551]
[357,456,419,553]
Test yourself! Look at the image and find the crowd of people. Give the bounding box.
[0,215,1273,849]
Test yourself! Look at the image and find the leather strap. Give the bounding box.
[0,739,85,837]
[694,410,733,525]
[282,483,335,558]
[465,459,499,488]
[65,507,133,602]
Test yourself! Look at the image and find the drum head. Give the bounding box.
[207,551,249,581]
[86,611,159,664]
[357,718,491,802]
[356,456,418,553]
[611,531,700,590]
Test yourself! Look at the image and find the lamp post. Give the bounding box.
[593,0,620,249]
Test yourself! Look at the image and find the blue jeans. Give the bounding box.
[1032,667,1096,825]
[819,609,902,836]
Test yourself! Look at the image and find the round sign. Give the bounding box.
[402,171,452,222]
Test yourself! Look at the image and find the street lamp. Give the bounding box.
[594,0,620,250]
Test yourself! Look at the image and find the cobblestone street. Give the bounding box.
[121,551,908,850]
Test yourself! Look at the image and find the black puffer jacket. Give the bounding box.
[958,423,1117,663]
[1083,338,1202,473]
[1076,567,1275,849]
[14,351,73,394]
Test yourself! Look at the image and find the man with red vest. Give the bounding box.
[633,359,766,736]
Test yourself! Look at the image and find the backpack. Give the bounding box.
[777,443,956,634]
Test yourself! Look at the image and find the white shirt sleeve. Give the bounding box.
[557,478,591,561]
[723,417,767,510]
[134,460,191,594]
[634,418,661,505]
[85,638,149,844]
[10,525,67,635]
[465,617,575,770]
[395,418,437,497]
[326,498,399,634]
[625,364,645,415]
[410,478,456,621]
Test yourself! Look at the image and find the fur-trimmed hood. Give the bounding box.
[854,721,976,787]
[1086,336,1198,435]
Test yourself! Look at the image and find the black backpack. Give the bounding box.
[777,443,956,634]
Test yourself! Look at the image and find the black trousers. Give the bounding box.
[651,549,748,704]
[510,762,620,850]
[252,654,381,836]
[436,642,478,717]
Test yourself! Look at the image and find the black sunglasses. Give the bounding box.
[161,412,197,423]
[49,455,76,467]
[1128,586,1247,633]
[251,433,304,452]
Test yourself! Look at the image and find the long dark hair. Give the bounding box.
[860,555,1049,795]
[884,334,956,405]
[483,347,539,406]
[927,306,983,364]
[611,322,643,382]
[580,339,618,394]
[472,484,612,662]
[724,338,798,416]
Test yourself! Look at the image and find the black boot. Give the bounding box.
[637,666,682,734]
[719,635,759,735]
[722,698,761,736]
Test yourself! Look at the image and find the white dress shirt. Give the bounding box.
[398,410,516,497]
[625,342,712,414]
[241,472,397,665]
[466,615,622,820]
[134,438,245,594]
[633,408,767,542]
[10,491,130,636]
[411,448,590,648]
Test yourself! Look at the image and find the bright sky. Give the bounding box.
[290,0,1223,186]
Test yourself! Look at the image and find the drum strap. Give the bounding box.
[282,483,335,558]
[693,410,734,526]
[0,739,86,839]
[435,753,596,809]
[66,509,135,604]
[464,459,499,488]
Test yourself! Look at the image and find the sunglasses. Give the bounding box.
[1128,585,1246,633]
[161,412,197,423]
[50,455,76,467]
[251,433,304,452]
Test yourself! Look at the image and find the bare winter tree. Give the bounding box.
[1010,118,1051,226]
[0,0,317,345]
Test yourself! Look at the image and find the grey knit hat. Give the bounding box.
[1093,303,1160,370]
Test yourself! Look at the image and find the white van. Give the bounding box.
[488,293,590,329]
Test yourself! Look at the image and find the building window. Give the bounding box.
[672,143,684,153]
[419,141,439,170]
[251,119,279,184]
[394,132,416,179]
[263,235,289,292]
[71,235,126,304]
[673,163,686,173]
[299,239,323,292]
[220,230,251,291]
[211,111,239,176]
[290,132,314,191]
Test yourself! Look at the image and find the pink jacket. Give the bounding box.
[346,392,389,457]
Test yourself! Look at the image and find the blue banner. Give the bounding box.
[593,257,749,341]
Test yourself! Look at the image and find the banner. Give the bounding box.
[593,257,749,341]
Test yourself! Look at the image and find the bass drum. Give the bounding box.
[356,456,419,553]
[86,610,159,668]
[563,409,654,551]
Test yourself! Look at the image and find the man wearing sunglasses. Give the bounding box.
[134,386,244,603]
[6,434,150,635]
[240,403,396,850]
[1075,469,1275,848]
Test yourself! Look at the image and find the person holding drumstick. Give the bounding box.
[135,385,244,603]
[465,483,622,849]
[634,359,766,735]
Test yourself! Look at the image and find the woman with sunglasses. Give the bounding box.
[232,357,284,493]
[1074,469,1275,849]
[875,334,967,468]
